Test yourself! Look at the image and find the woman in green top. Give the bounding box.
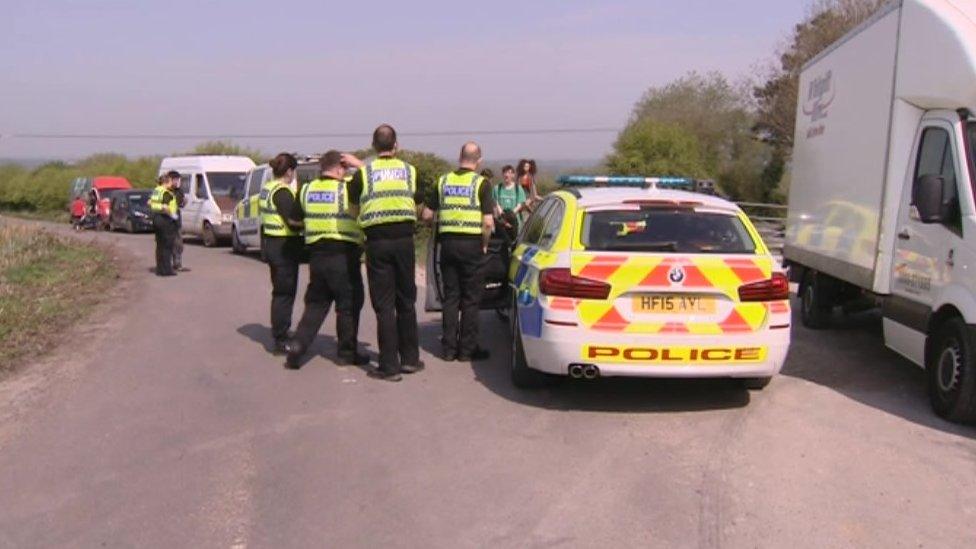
[493,164,526,218]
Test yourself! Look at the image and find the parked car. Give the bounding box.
[67,176,132,224]
[108,189,154,233]
[505,176,791,390]
[158,156,256,247]
[231,159,320,254]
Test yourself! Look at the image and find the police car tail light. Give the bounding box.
[738,273,790,302]
[540,268,611,300]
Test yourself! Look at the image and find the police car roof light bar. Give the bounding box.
[557,175,694,190]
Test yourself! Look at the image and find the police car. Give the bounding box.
[508,176,791,389]
[231,158,321,254]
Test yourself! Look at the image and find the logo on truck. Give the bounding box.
[803,69,834,139]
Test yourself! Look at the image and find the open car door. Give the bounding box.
[424,225,513,313]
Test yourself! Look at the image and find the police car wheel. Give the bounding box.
[739,377,772,391]
[927,318,976,423]
[510,301,550,389]
[800,270,833,330]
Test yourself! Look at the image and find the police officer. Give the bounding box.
[170,171,189,272]
[343,125,424,382]
[423,142,495,361]
[149,173,179,277]
[284,150,369,369]
[261,153,304,355]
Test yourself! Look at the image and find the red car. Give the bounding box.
[68,176,133,227]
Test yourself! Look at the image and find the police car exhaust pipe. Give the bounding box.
[582,365,600,380]
[568,364,585,379]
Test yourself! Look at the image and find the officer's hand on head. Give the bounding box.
[341,153,364,169]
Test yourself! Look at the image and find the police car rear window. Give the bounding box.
[581,209,756,254]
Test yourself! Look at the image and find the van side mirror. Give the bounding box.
[913,174,948,224]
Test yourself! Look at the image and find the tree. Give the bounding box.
[754,0,887,149]
[629,72,756,177]
[605,120,708,178]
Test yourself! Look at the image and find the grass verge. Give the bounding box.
[0,209,70,223]
[0,224,117,372]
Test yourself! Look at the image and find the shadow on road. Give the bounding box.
[420,318,752,414]
[783,302,976,438]
[236,323,374,372]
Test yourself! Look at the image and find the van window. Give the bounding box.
[914,126,960,230]
[207,172,248,200]
[195,174,208,200]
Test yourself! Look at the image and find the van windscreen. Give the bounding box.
[207,172,248,200]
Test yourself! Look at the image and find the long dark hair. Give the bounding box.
[269,152,298,178]
[516,159,537,178]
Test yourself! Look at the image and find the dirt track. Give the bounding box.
[1,218,974,548]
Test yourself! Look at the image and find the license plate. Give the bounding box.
[632,295,716,314]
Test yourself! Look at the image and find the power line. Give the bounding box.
[6,127,620,140]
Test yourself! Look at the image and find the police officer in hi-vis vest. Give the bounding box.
[423,142,496,361]
[148,171,180,277]
[284,151,369,369]
[342,125,425,382]
[261,153,304,355]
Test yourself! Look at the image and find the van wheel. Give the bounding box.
[202,222,218,247]
[231,226,246,254]
[927,318,976,423]
[739,377,772,391]
[510,299,551,389]
[800,270,833,329]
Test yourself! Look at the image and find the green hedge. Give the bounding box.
[0,154,161,213]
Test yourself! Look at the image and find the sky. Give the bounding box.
[0,0,807,162]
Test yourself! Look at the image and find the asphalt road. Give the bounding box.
[1,220,975,548]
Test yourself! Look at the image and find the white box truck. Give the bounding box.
[785,0,976,421]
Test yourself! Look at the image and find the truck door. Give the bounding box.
[887,119,965,364]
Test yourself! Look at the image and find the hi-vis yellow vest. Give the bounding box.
[358,158,417,229]
[300,177,363,245]
[437,171,484,235]
[260,179,298,237]
[149,185,176,217]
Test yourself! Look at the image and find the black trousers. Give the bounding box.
[439,238,486,356]
[263,236,302,342]
[365,236,419,374]
[172,221,184,269]
[292,242,365,359]
[153,214,177,275]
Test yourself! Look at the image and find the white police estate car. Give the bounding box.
[507,176,792,389]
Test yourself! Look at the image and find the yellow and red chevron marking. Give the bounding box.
[566,253,776,334]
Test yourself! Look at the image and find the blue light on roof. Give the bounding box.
[557,175,694,189]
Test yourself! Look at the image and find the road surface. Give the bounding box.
[1,219,974,548]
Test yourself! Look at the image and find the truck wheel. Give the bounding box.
[800,270,833,329]
[202,222,218,247]
[510,299,551,389]
[927,318,976,423]
[739,377,772,391]
[231,226,246,254]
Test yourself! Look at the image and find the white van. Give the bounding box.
[158,156,256,246]
[785,0,976,421]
